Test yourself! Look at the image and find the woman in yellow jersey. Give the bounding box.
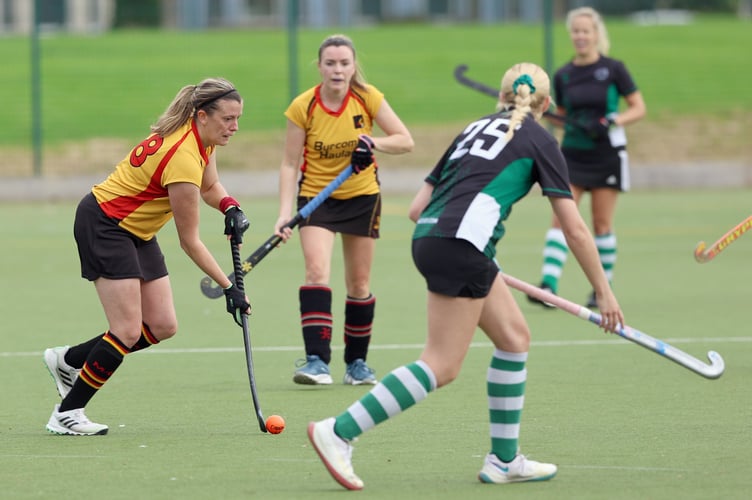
[43,78,251,436]
[275,34,414,386]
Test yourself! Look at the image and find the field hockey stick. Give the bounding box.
[200,165,356,298]
[453,64,572,126]
[502,273,725,379]
[230,239,267,433]
[694,214,752,263]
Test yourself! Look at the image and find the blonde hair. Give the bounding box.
[498,62,551,142]
[567,6,610,55]
[151,77,241,136]
[318,33,368,92]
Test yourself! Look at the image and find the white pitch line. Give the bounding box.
[467,454,688,472]
[0,454,104,459]
[1,336,750,358]
[266,457,689,472]
[562,464,688,472]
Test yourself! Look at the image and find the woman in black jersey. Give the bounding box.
[306,62,625,491]
[529,6,646,309]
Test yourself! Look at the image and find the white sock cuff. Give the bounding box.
[493,349,528,363]
[545,227,565,244]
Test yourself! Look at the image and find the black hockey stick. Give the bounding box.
[200,165,356,299]
[230,238,267,432]
[453,64,572,126]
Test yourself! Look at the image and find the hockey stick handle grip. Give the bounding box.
[299,165,354,219]
[230,240,245,292]
[501,273,724,379]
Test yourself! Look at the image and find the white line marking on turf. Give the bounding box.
[0,454,104,459]
[2,336,750,358]
[468,454,688,472]
[562,464,687,472]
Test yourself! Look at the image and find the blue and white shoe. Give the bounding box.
[293,355,333,385]
[478,452,557,484]
[343,358,377,385]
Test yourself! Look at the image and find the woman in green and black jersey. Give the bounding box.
[529,7,646,309]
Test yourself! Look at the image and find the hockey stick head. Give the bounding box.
[453,64,499,98]
[703,350,725,379]
[693,215,752,264]
[693,241,711,263]
[200,275,227,299]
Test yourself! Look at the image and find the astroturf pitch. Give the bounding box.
[1,189,750,499]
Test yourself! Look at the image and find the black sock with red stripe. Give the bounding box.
[131,322,160,352]
[63,322,158,369]
[343,294,375,364]
[64,334,104,368]
[299,286,333,365]
[59,331,130,412]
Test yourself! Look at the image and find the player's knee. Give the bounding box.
[434,366,461,388]
[422,359,461,388]
[149,320,178,341]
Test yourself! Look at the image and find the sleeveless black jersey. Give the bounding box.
[413,112,572,259]
[555,56,637,151]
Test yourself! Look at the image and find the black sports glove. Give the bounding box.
[224,206,250,245]
[350,135,375,174]
[584,116,614,140]
[223,283,251,326]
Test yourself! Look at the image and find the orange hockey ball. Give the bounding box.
[266,415,285,434]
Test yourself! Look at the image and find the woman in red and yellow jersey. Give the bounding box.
[43,78,250,436]
[275,34,414,386]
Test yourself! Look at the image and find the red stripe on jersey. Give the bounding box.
[100,128,193,220]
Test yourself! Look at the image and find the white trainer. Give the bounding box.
[43,346,80,398]
[307,418,363,490]
[46,404,108,436]
[478,452,557,484]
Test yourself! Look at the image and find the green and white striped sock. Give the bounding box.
[595,233,617,283]
[488,349,527,463]
[333,360,437,441]
[541,228,569,292]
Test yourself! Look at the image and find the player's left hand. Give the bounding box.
[224,206,250,244]
[223,283,251,326]
[351,135,375,173]
[588,116,615,140]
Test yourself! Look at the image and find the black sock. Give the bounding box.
[343,294,375,364]
[131,322,160,352]
[299,285,333,364]
[64,334,105,369]
[59,331,130,412]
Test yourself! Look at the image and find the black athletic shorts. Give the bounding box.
[564,147,630,192]
[412,237,498,298]
[297,193,381,238]
[74,192,168,282]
